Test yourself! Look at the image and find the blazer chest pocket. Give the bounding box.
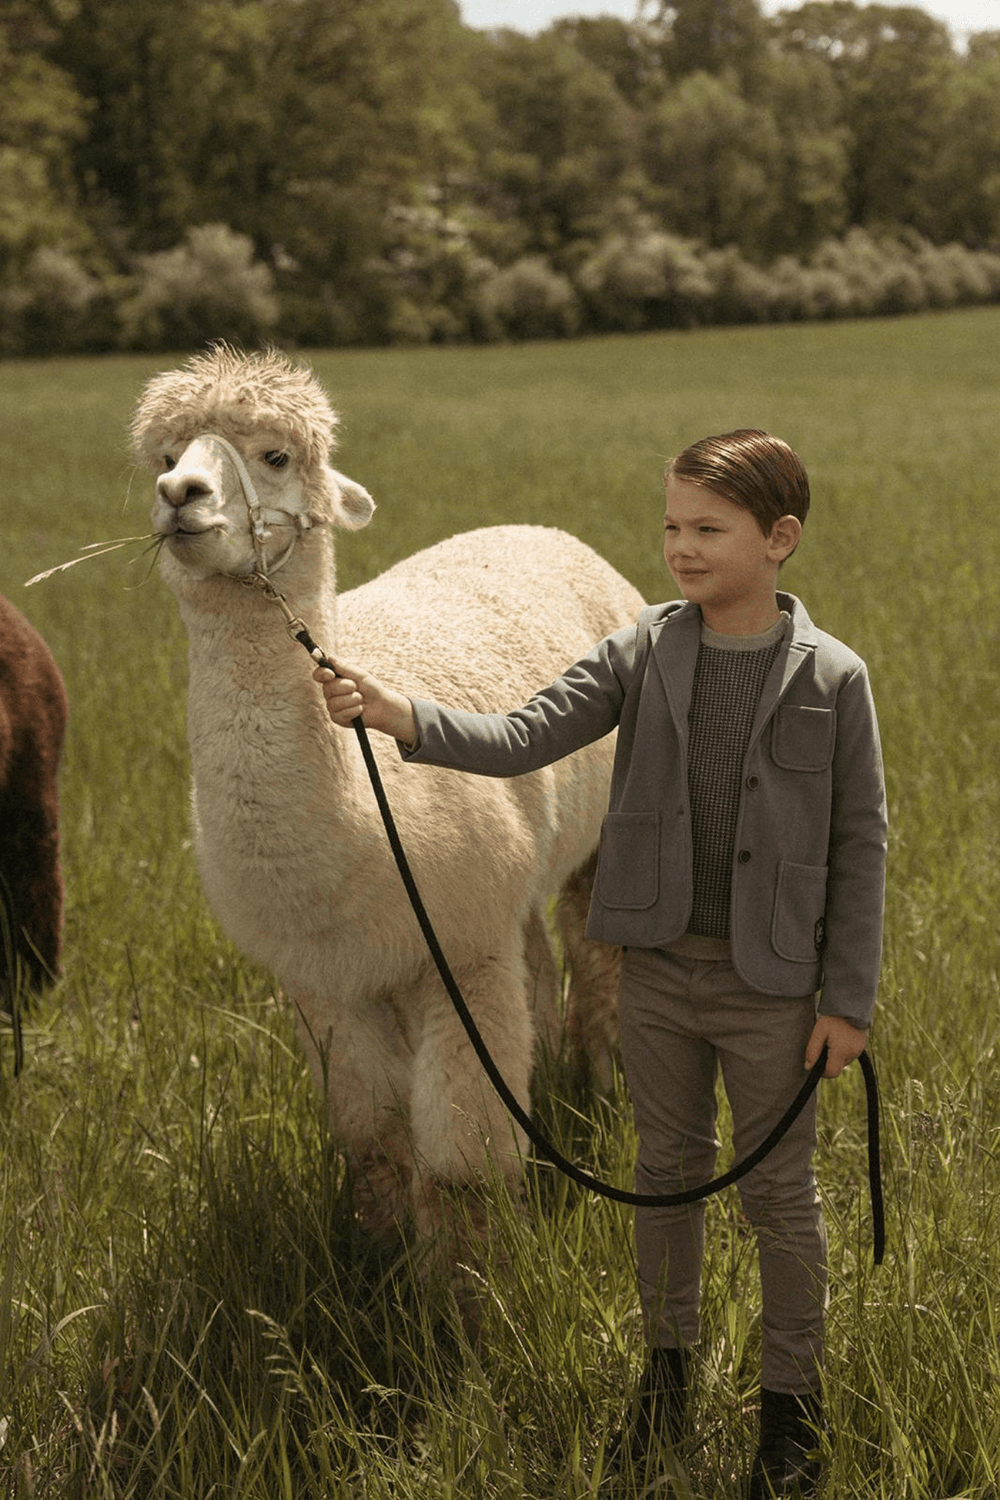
[771,705,836,771]
[595,812,660,910]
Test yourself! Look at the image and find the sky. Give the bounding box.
[458,0,998,46]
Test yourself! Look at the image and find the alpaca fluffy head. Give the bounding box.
[131,344,371,529]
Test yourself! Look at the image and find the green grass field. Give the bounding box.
[1,307,999,1497]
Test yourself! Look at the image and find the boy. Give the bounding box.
[313,430,887,1496]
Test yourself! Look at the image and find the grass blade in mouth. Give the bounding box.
[24,533,161,587]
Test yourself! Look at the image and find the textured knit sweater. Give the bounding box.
[686,615,787,940]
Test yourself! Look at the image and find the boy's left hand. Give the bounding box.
[805,1014,869,1078]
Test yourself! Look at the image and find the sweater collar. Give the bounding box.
[655,591,818,646]
[647,592,820,740]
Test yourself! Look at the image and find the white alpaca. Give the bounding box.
[133,346,644,1246]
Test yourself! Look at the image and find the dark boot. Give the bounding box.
[636,1345,691,1450]
[748,1388,824,1499]
[607,1345,691,1474]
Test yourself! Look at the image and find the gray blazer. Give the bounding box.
[405,593,887,1028]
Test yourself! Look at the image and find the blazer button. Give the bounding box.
[746,774,760,789]
[738,849,752,864]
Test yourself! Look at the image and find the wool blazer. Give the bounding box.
[404,592,887,1028]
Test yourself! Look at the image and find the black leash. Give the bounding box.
[290,620,884,1262]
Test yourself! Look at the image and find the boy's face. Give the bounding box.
[662,477,799,635]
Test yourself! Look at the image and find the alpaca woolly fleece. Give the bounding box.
[0,595,67,1000]
[134,345,644,1258]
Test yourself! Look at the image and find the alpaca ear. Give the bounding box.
[322,467,376,531]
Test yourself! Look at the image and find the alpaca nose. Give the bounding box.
[156,468,216,509]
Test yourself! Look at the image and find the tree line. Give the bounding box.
[3,0,1000,354]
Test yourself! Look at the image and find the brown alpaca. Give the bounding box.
[0,595,67,1003]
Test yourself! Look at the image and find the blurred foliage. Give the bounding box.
[2,0,1000,352]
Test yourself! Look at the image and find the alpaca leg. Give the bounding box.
[407,944,533,1227]
[406,946,533,1334]
[0,782,63,1000]
[556,851,621,1092]
[523,902,560,1061]
[290,987,416,1236]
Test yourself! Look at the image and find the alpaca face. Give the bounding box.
[151,430,314,581]
[135,347,375,585]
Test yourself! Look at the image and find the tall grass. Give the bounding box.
[1,308,998,1496]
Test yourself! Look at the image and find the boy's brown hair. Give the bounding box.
[666,429,810,537]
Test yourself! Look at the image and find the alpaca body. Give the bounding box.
[134,347,643,1235]
[0,595,67,1002]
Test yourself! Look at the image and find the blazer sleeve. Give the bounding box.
[399,622,640,777]
[818,660,888,1028]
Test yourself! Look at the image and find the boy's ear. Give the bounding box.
[769,514,803,562]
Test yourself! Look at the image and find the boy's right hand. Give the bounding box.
[312,662,417,746]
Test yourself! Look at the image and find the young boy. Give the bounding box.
[313,430,887,1497]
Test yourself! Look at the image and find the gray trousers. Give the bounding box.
[619,945,828,1396]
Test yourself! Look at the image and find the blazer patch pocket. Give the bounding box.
[595,812,660,910]
[771,860,829,963]
[771,705,836,771]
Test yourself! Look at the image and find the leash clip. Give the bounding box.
[241,570,311,645]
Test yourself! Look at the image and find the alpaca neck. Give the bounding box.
[175,527,338,676]
[171,529,360,816]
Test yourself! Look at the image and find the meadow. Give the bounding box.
[1,307,998,1498]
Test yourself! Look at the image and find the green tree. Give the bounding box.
[52,0,208,246]
[653,0,770,96]
[551,16,666,108]
[0,0,91,267]
[762,50,850,254]
[471,27,638,256]
[256,0,475,338]
[775,3,957,233]
[927,33,1000,245]
[643,69,782,255]
[52,0,472,338]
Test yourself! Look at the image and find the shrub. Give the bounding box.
[0,247,117,356]
[971,247,1000,297]
[809,230,929,317]
[577,228,713,331]
[804,266,856,320]
[914,240,993,307]
[701,246,777,324]
[474,256,580,341]
[370,203,500,345]
[873,257,927,316]
[765,256,817,321]
[118,223,279,352]
[276,285,364,349]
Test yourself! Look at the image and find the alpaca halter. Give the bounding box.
[198,431,313,579]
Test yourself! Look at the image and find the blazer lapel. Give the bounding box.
[645,594,820,751]
[748,594,820,745]
[648,604,701,746]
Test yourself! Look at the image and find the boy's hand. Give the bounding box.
[805,1014,869,1078]
[312,662,417,745]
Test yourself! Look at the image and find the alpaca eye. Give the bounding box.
[264,451,290,469]
[163,455,176,471]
